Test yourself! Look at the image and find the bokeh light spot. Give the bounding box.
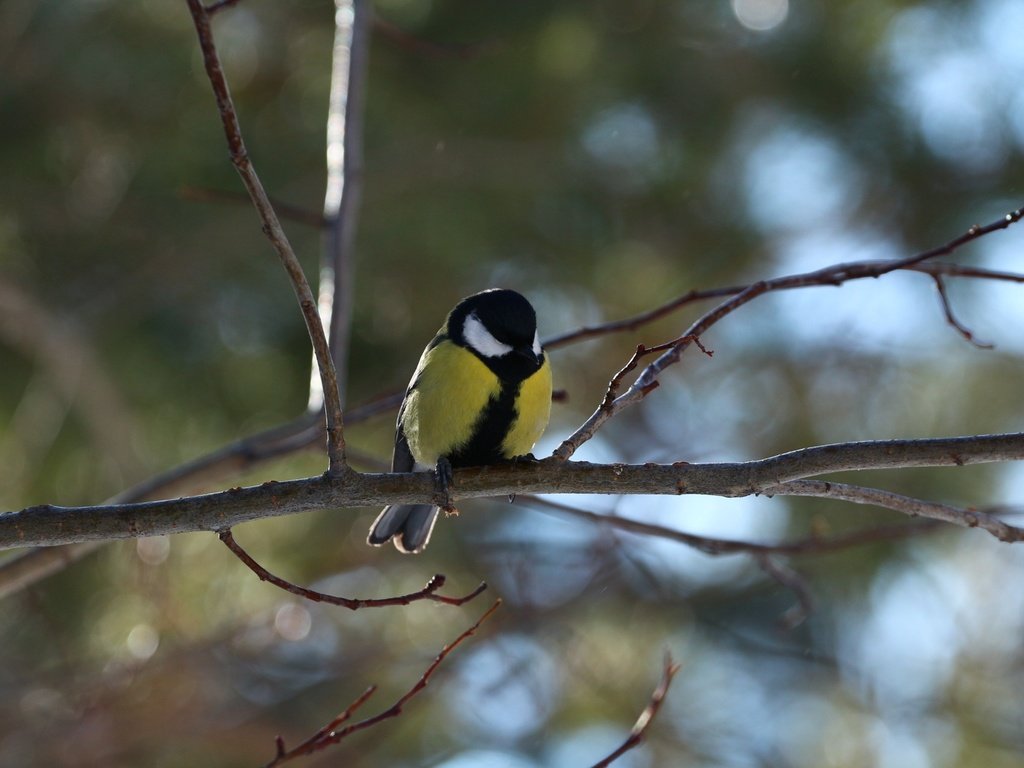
[732,0,789,31]
[136,535,170,566]
[126,623,160,661]
[274,603,312,642]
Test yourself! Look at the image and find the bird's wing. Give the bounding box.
[392,422,416,473]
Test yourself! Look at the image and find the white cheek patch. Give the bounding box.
[463,313,513,358]
[532,331,542,357]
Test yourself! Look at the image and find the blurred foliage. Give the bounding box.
[2,0,1024,766]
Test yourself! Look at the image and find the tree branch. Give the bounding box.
[185,0,348,471]
[553,205,1024,460]
[911,262,1024,284]
[4,199,1022,594]
[373,14,503,60]
[764,479,1019,541]
[544,264,1024,352]
[218,528,486,609]
[308,0,370,412]
[265,599,502,766]
[929,273,993,348]
[0,390,405,599]
[530,497,941,556]
[179,185,327,228]
[754,554,815,629]
[4,432,1023,550]
[590,653,680,768]
[205,0,242,14]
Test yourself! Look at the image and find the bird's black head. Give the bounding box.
[447,289,544,381]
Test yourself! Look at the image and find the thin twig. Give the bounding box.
[218,528,486,609]
[266,599,502,766]
[544,262,1024,351]
[205,0,243,14]
[553,206,1024,460]
[554,281,768,460]
[601,345,660,410]
[287,684,379,759]
[910,262,1024,283]
[590,653,680,768]
[599,336,712,412]
[185,0,347,471]
[530,497,941,556]
[929,273,993,349]
[179,185,327,228]
[373,14,502,59]
[545,284,749,349]
[764,479,1022,542]
[754,554,814,628]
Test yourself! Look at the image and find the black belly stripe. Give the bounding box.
[447,379,521,467]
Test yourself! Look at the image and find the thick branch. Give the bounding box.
[0,393,403,600]
[4,432,1023,549]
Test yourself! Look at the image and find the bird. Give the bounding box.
[367,288,552,553]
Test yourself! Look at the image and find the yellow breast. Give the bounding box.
[402,341,501,465]
[502,357,552,457]
[402,341,553,465]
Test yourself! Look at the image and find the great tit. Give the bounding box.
[367,289,552,553]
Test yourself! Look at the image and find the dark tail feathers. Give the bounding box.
[367,504,439,554]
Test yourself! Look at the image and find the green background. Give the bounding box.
[2,0,1024,765]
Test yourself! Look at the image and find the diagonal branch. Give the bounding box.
[910,262,1024,283]
[763,479,1019,541]
[553,206,1024,460]
[754,553,815,628]
[185,0,347,471]
[928,273,993,349]
[590,653,680,768]
[530,497,941,556]
[265,599,502,766]
[599,336,713,411]
[218,528,486,609]
[544,284,748,349]
[545,262,1024,351]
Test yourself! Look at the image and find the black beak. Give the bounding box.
[515,346,541,364]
